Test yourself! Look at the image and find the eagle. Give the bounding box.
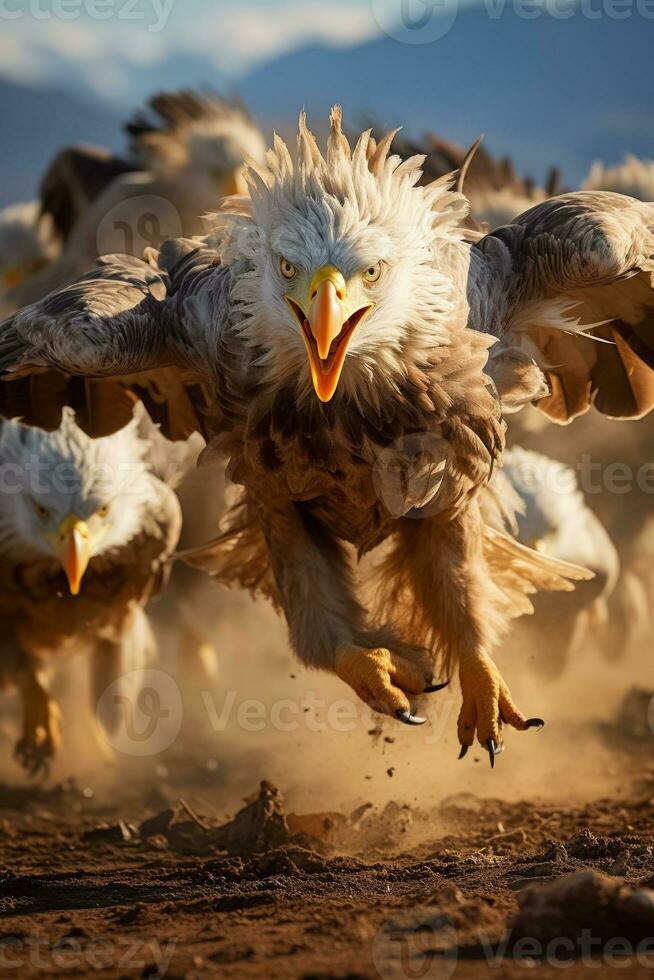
[497,446,619,679]
[0,201,57,307]
[6,91,267,314]
[0,406,182,775]
[1,107,653,766]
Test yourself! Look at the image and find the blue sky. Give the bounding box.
[0,0,392,96]
[2,0,651,196]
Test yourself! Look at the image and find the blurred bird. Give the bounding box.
[2,108,654,766]
[490,447,619,678]
[583,155,654,203]
[0,201,57,308]
[387,130,561,231]
[0,406,182,775]
[39,144,134,246]
[7,90,267,311]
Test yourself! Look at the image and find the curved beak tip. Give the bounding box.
[289,268,374,403]
[56,517,91,596]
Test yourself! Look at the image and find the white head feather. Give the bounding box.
[215,107,471,399]
[0,407,156,564]
[0,201,55,290]
[136,99,267,183]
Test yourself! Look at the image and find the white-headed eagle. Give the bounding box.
[0,407,182,775]
[1,108,653,767]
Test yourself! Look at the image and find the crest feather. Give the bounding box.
[298,111,324,172]
[328,105,351,163]
[369,128,401,176]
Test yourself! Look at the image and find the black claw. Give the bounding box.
[458,744,469,760]
[424,679,450,693]
[395,709,427,726]
[486,738,496,768]
[526,718,545,730]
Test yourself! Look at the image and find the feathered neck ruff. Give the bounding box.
[209,107,479,417]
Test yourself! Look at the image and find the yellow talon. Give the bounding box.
[334,645,430,722]
[458,651,540,760]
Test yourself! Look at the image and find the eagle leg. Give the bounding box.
[378,509,545,765]
[334,645,434,724]
[14,669,62,778]
[457,649,544,764]
[262,501,444,720]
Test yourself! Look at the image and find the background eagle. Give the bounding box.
[0,407,183,775]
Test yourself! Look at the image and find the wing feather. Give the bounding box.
[0,241,230,439]
[471,191,654,422]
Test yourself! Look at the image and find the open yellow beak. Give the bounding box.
[55,515,91,596]
[285,265,374,402]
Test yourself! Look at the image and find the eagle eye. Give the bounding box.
[279,257,297,280]
[363,261,383,285]
[34,503,49,520]
[97,504,110,518]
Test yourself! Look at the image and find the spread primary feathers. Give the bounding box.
[1,106,654,763]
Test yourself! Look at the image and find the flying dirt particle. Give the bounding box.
[387,768,395,778]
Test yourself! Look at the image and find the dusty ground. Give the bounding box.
[2,722,654,979]
[1,591,653,979]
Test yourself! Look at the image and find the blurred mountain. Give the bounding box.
[0,79,123,208]
[0,7,652,205]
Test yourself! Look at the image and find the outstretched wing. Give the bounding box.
[0,239,231,439]
[469,191,654,422]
